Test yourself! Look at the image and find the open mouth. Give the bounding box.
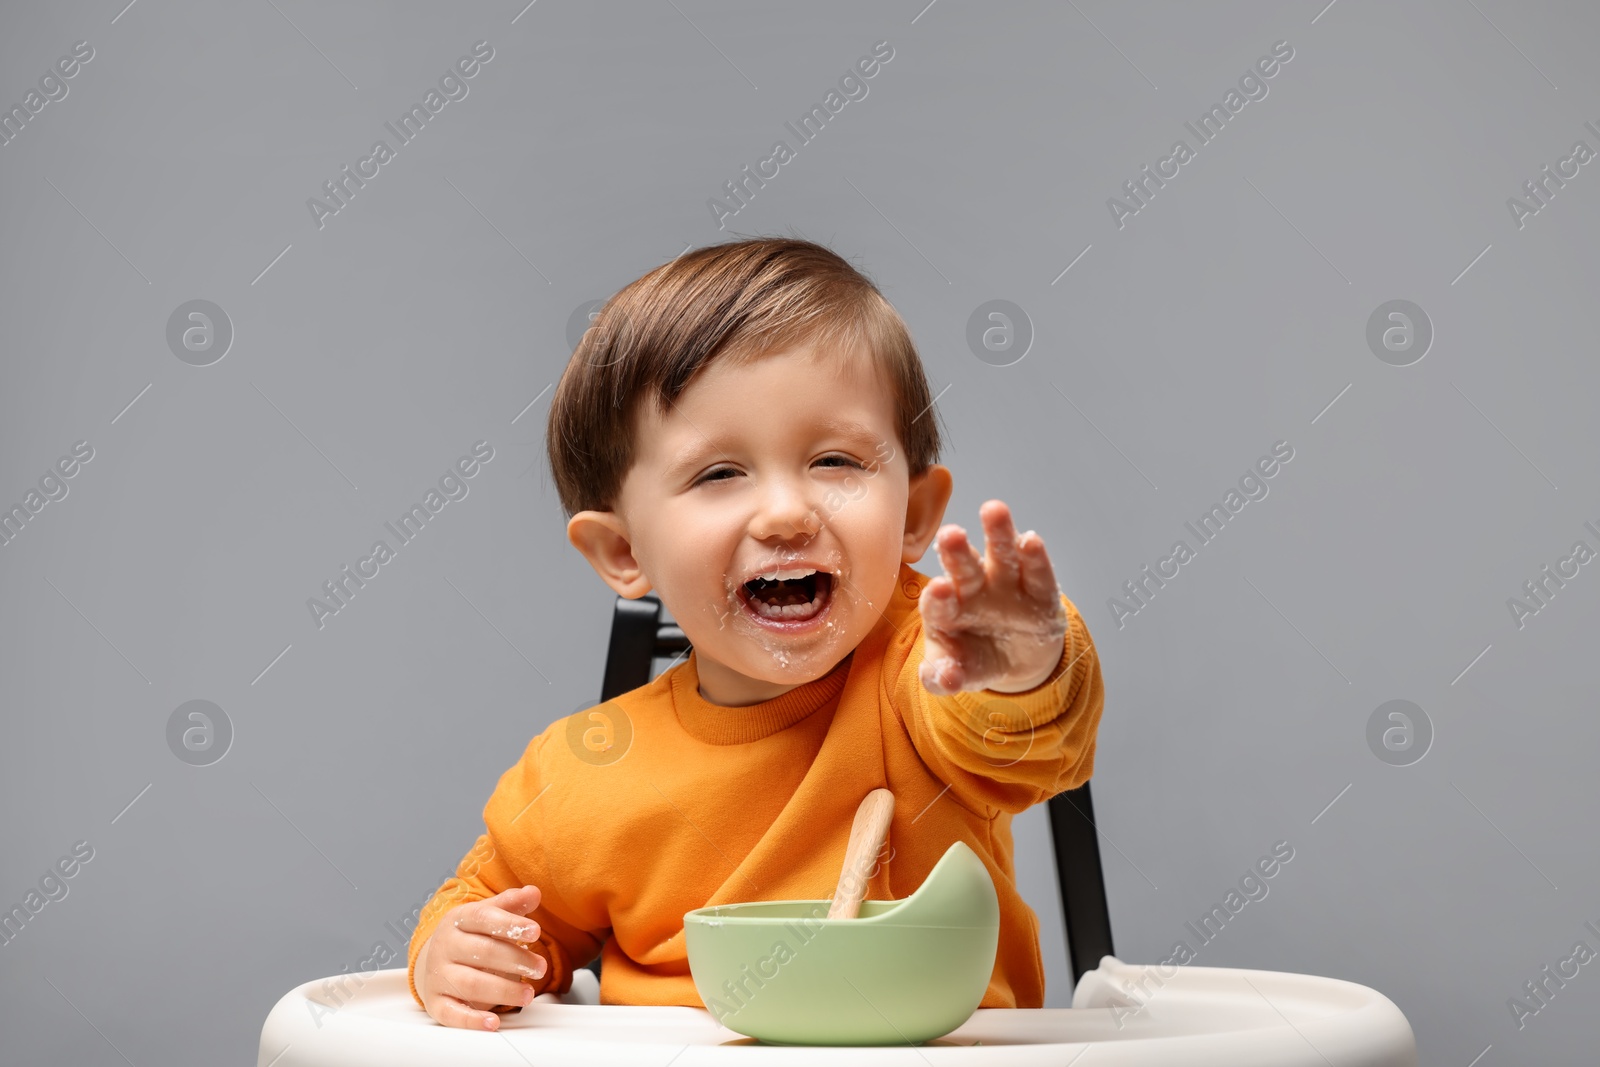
[738,570,833,623]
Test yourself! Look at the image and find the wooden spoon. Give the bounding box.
[827,788,895,919]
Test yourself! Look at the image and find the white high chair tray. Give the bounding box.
[259,954,1415,1066]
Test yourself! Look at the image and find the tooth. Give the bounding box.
[751,567,819,582]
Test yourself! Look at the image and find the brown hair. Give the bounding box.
[545,235,944,518]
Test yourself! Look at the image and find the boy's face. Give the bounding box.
[568,341,951,706]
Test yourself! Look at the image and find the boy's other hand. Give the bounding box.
[415,885,549,1031]
[918,499,1069,696]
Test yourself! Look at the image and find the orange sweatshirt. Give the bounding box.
[407,561,1104,1011]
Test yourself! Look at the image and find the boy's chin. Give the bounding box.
[704,636,848,683]
[741,642,854,682]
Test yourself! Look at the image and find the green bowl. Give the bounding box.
[683,840,1000,1046]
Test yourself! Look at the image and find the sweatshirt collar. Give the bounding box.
[672,648,853,745]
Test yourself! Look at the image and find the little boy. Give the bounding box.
[408,237,1105,1030]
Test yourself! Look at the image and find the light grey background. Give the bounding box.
[2,0,1597,1063]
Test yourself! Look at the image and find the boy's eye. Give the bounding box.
[692,456,863,486]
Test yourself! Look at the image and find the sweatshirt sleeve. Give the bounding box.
[891,591,1104,818]
[406,732,607,1011]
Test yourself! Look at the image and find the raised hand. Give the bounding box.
[917,500,1069,696]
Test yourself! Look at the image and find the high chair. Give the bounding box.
[258,594,1418,1065]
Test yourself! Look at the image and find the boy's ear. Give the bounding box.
[567,511,655,599]
[902,464,953,564]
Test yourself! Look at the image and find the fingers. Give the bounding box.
[1017,531,1069,645]
[934,523,985,601]
[453,930,549,983]
[935,502,1024,601]
[919,575,962,630]
[979,500,1061,609]
[495,884,542,915]
[1017,528,1062,603]
[455,899,548,984]
[460,893,543,948]
[428,990,504,1031]
[919,654,968,695]
[429,963,536,1028]
[978,500,1022,584]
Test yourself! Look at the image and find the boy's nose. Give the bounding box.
[747,477,823,542]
